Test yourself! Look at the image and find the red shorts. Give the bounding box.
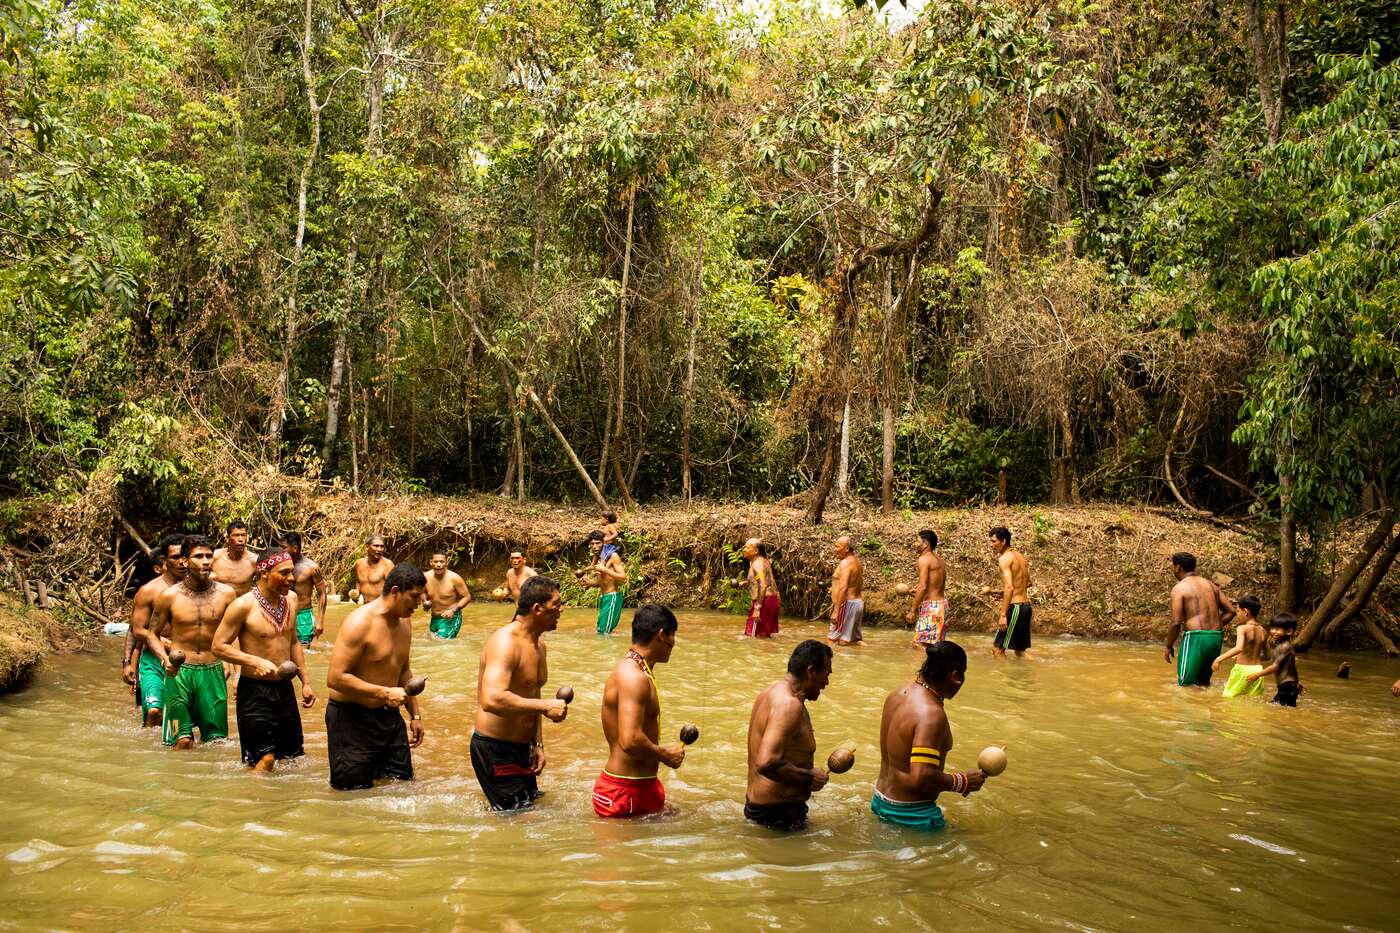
[591,770,666,818]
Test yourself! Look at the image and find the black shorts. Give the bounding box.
[470,731,540,811]
[1272,681,1301,707]
[994,602,1032,652]
[325,699,414,790]
[236,677,304,766]
[745,799,809,831]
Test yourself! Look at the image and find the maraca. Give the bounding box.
[278,660,299,679]
[894,582,912,596]
[555,685,575,705]
[826,746,855,774]
[404,676,427,697]
[978,745,1008,776]
[167,649,186,671]
[679,724,700,745]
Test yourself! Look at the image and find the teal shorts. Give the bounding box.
[296,607,316,645]
[138,651,166,717]
[429,610,463,639]
[871,791,945,831]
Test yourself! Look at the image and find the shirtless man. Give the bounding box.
[592,604,684,819]
[124,534,186,727]
[212,550,316,771]
[502,550,537,602]
[872,641,986,831]
[424,549,471,639]
[907,530,948,647]
[1212,595,1267,698]
[743,538,780,638]
[828,536,864,645]
[578,531,627,636]
[147,535,237,748]
[1166,551,1236,686]
[281,532,326,647]
[744,639,833,831]
[353,535,395,603]
[471,575,568,811]
[325,563,426,790]
[212,520,258,596]
[989,526,1032,660]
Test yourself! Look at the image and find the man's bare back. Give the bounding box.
[601,656,668,778]
[1172,575,1230,631]
[998,550,1030,604]
[747,682,818,805]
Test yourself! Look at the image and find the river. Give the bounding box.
[2,604,1398,931]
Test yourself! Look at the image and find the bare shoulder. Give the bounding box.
[484,623,521,660]
[214,547,229,559]
[214,581,238,604]
[339,604,374,640]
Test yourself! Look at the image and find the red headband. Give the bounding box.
[256,550,292,572]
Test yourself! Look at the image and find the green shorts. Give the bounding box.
[296,607,316,645]
[596,590,624,635]
[162,661,229,745]
[429,610,463,639]
[871,790,945,831]
[137,651,165,717]
[1177,629,1223,687]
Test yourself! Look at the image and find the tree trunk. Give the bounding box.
[682,236,701,504]
[609,185,637,510]
[1323,532,1400,640]
[320,313,349,471]
[881,402,895,514]
[1278,473,1297,612]
[266,0,325,453]
[837,394,851,496]
[497,360,519,498]
[348,368,359,489]
[1295,508,1396,648]
[1245,0,1289,144]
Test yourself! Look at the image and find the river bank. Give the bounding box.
[304,496,1279,639]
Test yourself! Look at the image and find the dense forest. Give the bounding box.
[2,0,1398,645]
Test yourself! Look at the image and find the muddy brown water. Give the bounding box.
[3,604,1399,931]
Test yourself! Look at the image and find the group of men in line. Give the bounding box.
[116,528,989,831]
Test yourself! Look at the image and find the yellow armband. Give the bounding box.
[910,746,942,766]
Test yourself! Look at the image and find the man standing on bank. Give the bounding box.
[907,529,948,647]
[471,575,568,811]
[325,563,427,790]
[743,538,781,638]
[424,549,472,639]
[212,519,258,596]
[212,550,316,771]
[872,641,986,830]
[593,604,684,819]
[352,535,395,603]
[989,526,1032,659]
[744,639,833,831]
[281,531,326,647]
[126,534,186,728]
[828,536,864,646]
[1166,551,1235,686]
[147,535,238,748]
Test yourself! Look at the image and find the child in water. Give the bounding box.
[1247,613,1302,707]
[1213,595,1268,697]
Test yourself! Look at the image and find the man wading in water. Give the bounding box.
[212,520,258,597]
[744,639,833,831]
[988,526,1032,660]
[593,604,684,818]
[325,563,426,790]
[579,530,627,636]
[147,536,237,748]
[424,549,472,639]
[907,529,948,647]
[213,550,316,771]
[281,531,326,647]
[471,575,568,810]
[872,641,986,831]
[125,534,187,728]
[743,537,780,638]
[352,535,395,603]
[828,536,864,645]
[502,550,537,602]
[1166,551,1235,686]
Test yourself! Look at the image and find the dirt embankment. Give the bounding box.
[304,496,1278,640]
[0,594,92,693]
